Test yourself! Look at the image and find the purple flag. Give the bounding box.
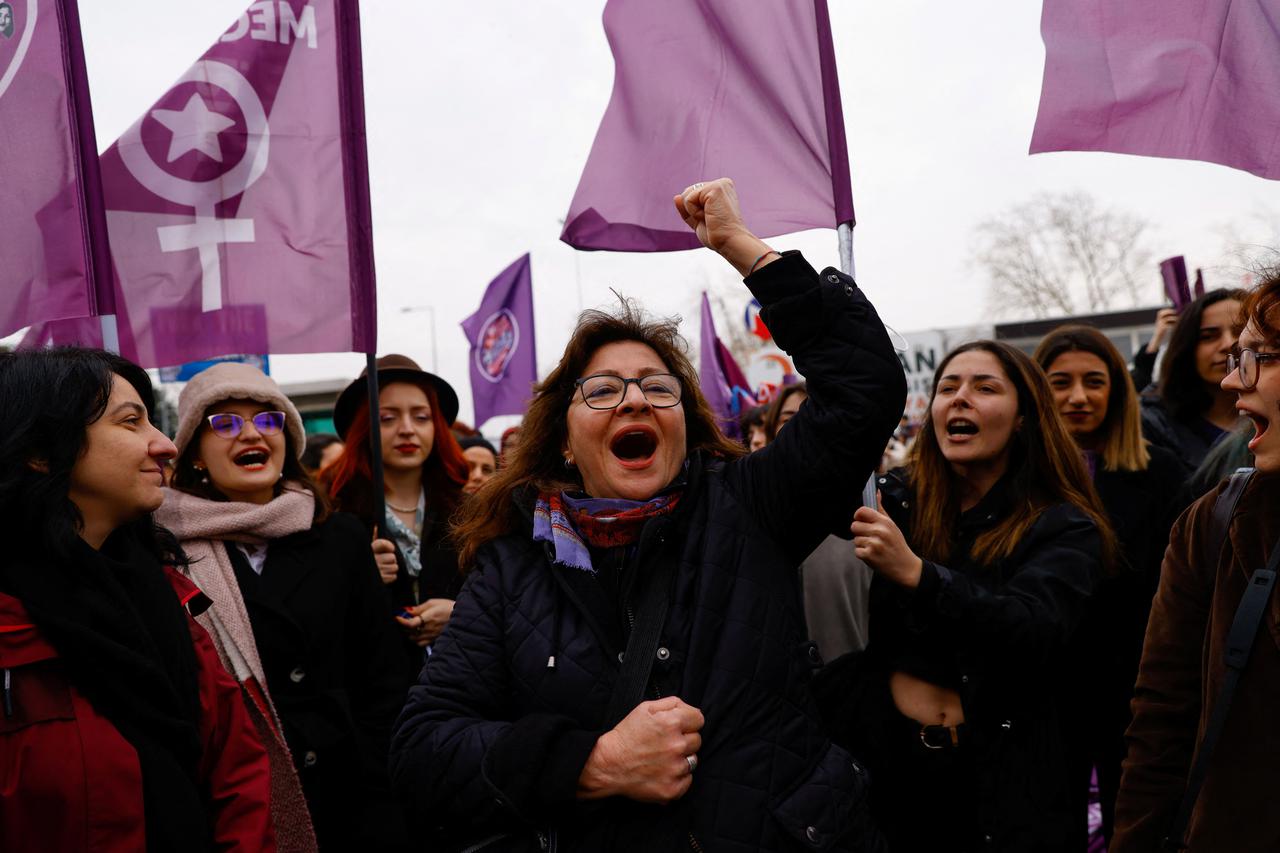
[700,293,755,439]
[1160,256,1191,313]
[461,254,537,428]
[1031,0,1280,179]
[561,0,853,252]
[27,0,376,366]
[0,0,112,337]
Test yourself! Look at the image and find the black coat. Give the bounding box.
[225,512,406,850]
[1058,445,1186,844]
[1140,395,1224,475]
[389,252,906,853]
[820,469,1102,852]
[342,491,465,684]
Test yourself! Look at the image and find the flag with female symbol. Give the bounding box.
[29,0,378,367]
[0,0,113,337]
[462,254,537,428]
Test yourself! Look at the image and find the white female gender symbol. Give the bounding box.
[118,60,271,312]
[0,0,38,103]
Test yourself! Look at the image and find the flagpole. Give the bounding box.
[64,0,118,354]
[837,221,877,509]
[99,314,120,355]
[364,354,388,537]
[838,221,855,281]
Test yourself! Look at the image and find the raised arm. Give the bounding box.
[676,179,906,562]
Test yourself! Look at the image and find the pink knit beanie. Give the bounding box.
[173,362,307,459]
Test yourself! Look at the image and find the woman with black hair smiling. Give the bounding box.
[0,348,274,852]
[1034,325,1185,846]
[1141,288,1246,473]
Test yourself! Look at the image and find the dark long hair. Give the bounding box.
[909,341,1117,570]
[1034,324,1150,472]
[453,299,746,567]
[763,381,808,442]
[1157,288,1246,421]
[0,347,185,567]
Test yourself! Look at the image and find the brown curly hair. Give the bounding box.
[452,299,745,567]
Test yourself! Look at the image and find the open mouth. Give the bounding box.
[234,448,270,469]
[1243,410,1271,451]
[946,418,979,437]
[610,428,658,464]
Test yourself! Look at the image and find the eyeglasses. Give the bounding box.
[1227,349,1280,391]
[574,373,683,410]
[205,411,287,439]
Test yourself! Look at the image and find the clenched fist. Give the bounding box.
[674,178,776,277]
[578,696,705,803]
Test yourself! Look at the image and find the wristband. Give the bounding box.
[748,250,778,275]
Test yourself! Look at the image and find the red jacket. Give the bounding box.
[0,568,277,852]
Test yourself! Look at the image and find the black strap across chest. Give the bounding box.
[1165,468,1274,850]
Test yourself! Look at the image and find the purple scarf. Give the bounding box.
[533,490,681,573]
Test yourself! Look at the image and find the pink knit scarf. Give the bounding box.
[154,484,319,852]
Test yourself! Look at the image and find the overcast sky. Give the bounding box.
[76,1,1278,425]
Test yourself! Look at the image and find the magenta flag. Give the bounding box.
[561,0,853,252]
[461,254,537,429]
[28,0,376,366]
[700,292,755,439]
[1031,0,1280,179]
[0,0,113,337]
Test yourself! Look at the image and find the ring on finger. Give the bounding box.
[686,754,698,774]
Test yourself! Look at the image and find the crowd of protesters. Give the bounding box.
[0,176,1277,852]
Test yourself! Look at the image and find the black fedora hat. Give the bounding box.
[333,354,460,439]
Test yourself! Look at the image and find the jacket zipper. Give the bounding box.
[2,669,11,718]
[688,832,704,852]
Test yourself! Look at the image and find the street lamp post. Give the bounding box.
[399,304,438,372]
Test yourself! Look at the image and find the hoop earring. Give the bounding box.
[564,456,575,469]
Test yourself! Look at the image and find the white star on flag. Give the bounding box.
[150,93,237,163]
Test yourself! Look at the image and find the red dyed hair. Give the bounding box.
[320,381,468,522]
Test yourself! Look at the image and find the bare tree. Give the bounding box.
[974,192,1154,318]
[1213,203,1280,286]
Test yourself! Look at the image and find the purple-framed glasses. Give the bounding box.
[205,411,286,439]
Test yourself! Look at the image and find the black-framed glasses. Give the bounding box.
[574,373,683,410]
[1227,349,1280,391]
[206,411,286,439]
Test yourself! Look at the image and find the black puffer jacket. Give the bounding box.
[389,252,905,852]
[820,469,1102,852]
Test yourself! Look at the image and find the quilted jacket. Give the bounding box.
[390,252,906,852]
